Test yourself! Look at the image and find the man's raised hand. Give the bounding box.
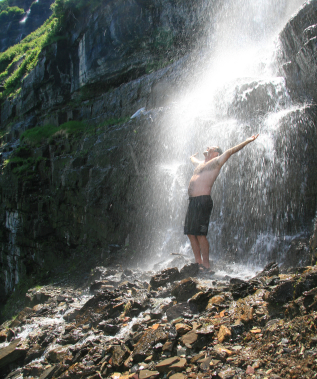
[246,134,259,143]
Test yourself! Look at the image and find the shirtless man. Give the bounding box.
[184,134,259,269]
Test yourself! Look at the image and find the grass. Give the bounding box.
[0,15,62,100]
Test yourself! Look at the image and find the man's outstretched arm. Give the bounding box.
[190,152,203,166]
[216,134,259,168]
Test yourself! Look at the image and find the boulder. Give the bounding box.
[150,268,180,289]
[171,278,199,302]
[0,339,28,370]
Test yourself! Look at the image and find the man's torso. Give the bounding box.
[188,159,221,197]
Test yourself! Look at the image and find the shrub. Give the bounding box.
[0,6,24,24]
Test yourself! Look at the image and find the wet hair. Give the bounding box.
[215,147,223,155]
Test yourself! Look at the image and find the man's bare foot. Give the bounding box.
[199,265,215,274]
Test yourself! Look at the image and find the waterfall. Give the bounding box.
[143,0,313,271]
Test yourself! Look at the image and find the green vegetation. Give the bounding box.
[0,6,24,24]
[20,118,129,146]
[0,15,63,99]
[0,0,102,101]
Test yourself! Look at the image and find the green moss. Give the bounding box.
[20,118,130,147]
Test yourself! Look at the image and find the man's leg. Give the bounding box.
[187,234,202,265]
[197,235,210,268]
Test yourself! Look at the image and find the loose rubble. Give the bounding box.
[1,262,317,379]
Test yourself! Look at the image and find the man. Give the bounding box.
[184,134,259,269]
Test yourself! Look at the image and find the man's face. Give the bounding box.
[203,146,219,159]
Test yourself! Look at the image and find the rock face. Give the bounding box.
[1,0,218,126]
[1,0,317,301]
[279,0,317,103]
[0,0,54,53]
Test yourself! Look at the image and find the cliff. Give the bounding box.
[0,0,317,311]
[0,0,219,304]
[0,0,54,53]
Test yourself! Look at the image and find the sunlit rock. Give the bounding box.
[0,338,28,372]
[217,325,231,343]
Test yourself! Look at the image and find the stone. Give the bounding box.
[166,303,198,322]
[47,346,70,363]
[179,263,200,278]
[133,327,168,362]
[218,368,236,379]
[217,325,231,343]
[150,268,180,289]
[175,323,192,335]
[171,278,199,302]
[0,330,7,342]
[139,370,160,379]
[112,344,131,369]
[155,356,180,372]
[180,331,198,347]
[169,374,185,379]
[169,357,187,371]
[267,280,295,304]
[253,262,279,279]
[245,365,255,374]
[0,339,27,370]
[24,344,45,363]
[206,295,226,309]
[229,278,256,300]
[199,356,213,371]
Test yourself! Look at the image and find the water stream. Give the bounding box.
[144,0,312,272]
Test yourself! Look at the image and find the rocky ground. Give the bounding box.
[0,261,317,379]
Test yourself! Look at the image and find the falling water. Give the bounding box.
[143,0,313,272]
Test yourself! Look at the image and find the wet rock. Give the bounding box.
[179,263,200,279]
[253,262,279,278]
[98,320,120,335]
[188,289,220,311]
[230,299,254,324]
[23,362,45,377]
[38,365,57,379]
[166,303,198,322]
[230,321,244,339]
[0,331,7,342]
[150,268,180,289]
[0,339,28,371]
[171,278,199,302]
[47,346,70,363]
[24,344,45,364]
[25,290,52,307]
[229,278,256,300]
[150,309,163,320]
[9,307,33,328]
[175,323,192,335]
[6,329,15,342]
[133,327,168,362]
[218,367,236,379]
[267,280,295,304]
[112,344,131,369]
[206,294,226,310]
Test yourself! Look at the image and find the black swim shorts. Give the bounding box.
[184,195,213,236]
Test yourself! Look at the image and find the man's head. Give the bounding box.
[203,146,223,161]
